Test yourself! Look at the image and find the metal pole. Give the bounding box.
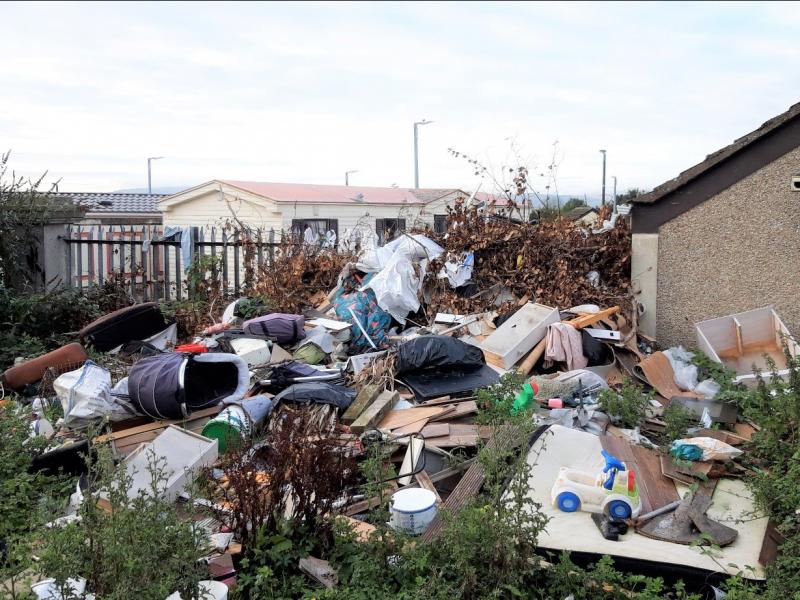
[147,156,163,194]
[413,123,419,188]
[612,175,618,212]
[599,149,607,206]
[413,119,432,188]
[345,170,358,186]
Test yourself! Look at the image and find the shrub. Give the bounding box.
[599,379,652,428]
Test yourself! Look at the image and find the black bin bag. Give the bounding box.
[395,336,485,375]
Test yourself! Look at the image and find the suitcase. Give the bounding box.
[79,303,169,352]
[1,342,88,391]
[242,314,306,345]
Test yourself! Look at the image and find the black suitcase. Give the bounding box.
[79,302,169,351]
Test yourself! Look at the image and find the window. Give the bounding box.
[291,219,338,246]
[375,218,406,245]
[433,214,447,234]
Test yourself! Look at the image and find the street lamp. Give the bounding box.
[599,149,607,206]
[345,170,358,186]
[413,119,433,188]
[612,175,618,213]
[147,156,164,194]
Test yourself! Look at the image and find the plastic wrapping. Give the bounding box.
[273,382,356,411]
[364,254,420,324]
[672,437,743,461]
[54,361,138,427]
[395,335,485,375]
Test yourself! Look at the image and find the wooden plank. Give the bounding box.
[415,470,442,504]
[659,455,713,485]
[759,520,785,566]
[351,390,399,435]
[398,435,425,485]
[336,515,377,543]
[392,418,430,437]
[600,435,679,514]
[566,306,620,328]
[420,422,449,438]
[421,425,521,541]
[428,401,477,422]
[378,405,449,430]
[341,384,381,425]
[343,495,383,516]
[94,406,221,443]
[480,303,560,369]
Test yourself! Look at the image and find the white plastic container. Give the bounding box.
[389,488,437,535]
[31,578,90,599]
[122,426,218,502]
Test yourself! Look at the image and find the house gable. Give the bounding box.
[632,102,800,234]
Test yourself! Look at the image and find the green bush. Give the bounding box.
[599,379,652,428]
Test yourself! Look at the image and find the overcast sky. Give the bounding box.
[2,1,799,198]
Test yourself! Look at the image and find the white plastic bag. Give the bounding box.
[54,362,138,427]
[676,437,743,461]
[364,254,420,324]
[438,252,474,288]
[663,346,700,392]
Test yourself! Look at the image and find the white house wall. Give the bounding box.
[161,189,282,230]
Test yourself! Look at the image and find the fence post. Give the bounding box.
[75,226,83,291]
[222,230,229,294]
[96,225,104,287]
[269,228,275,265]
[233,231,240,295]
[66,224,73,287]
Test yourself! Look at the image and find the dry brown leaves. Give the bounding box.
[250,243,357,314]
[420,203,632,318]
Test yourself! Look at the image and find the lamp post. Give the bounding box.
[345,170,358,186]
[413,119,433,188]
[612,175,617,212]
[599,149,607,206]
[147,156,163,194]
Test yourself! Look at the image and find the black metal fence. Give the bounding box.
[62,224,280,301]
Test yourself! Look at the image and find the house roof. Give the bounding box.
[634,101,800,206]
[220,181,466,205]
[54,192,166,214]
[565,206,598,220]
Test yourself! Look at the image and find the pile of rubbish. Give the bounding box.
[0,212,782,595]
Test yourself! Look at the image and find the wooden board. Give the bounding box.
[392,418,430,436]
[480,303,559,369]
[378,406,450,430]
[415,470,443,504]
[637,351,700,401]
[428,401,477,422]
[350,390,399,435]
[421,425,524,541]
[420,423,450,438]
[600,434,679,514]
[659,455,713,485]
[341,384,381,425]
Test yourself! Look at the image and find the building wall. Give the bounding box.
[161,189,282,230]
[280,202,431,238]
[655,145,800,347]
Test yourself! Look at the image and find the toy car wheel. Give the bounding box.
[556,491,581,512]
[606,500,632,520]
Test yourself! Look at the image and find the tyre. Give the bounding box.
[606,500,632,520]
[556,491,581,512]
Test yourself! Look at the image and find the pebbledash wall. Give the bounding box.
[653,145,800,347]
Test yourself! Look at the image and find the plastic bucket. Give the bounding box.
[202,405,249,453]
[31,578,88,599]
[165,580,228,600]
[389,488,437,535]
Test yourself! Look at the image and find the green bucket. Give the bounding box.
[202,405,248,453]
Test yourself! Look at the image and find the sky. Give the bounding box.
[1,1,799,199]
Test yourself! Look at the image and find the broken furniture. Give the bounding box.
[696,306,800,388]
[79,302,171,352]
[119,425,218,502]
[480,302,560,369]
[2,342,88,391]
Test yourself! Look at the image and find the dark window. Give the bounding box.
[291,219,338,245]
[375,218,406,245]
[433,214,447,234]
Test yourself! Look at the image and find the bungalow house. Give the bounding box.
[157,180,470,244]
[630,101,800,347]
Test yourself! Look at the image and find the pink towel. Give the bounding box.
[543,322,588,371]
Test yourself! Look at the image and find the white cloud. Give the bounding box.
[0,1,797,196]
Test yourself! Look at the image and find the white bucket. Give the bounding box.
[389,488,437,535]
[31,578,89,599]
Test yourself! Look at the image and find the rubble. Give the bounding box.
[0,210,784,596]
